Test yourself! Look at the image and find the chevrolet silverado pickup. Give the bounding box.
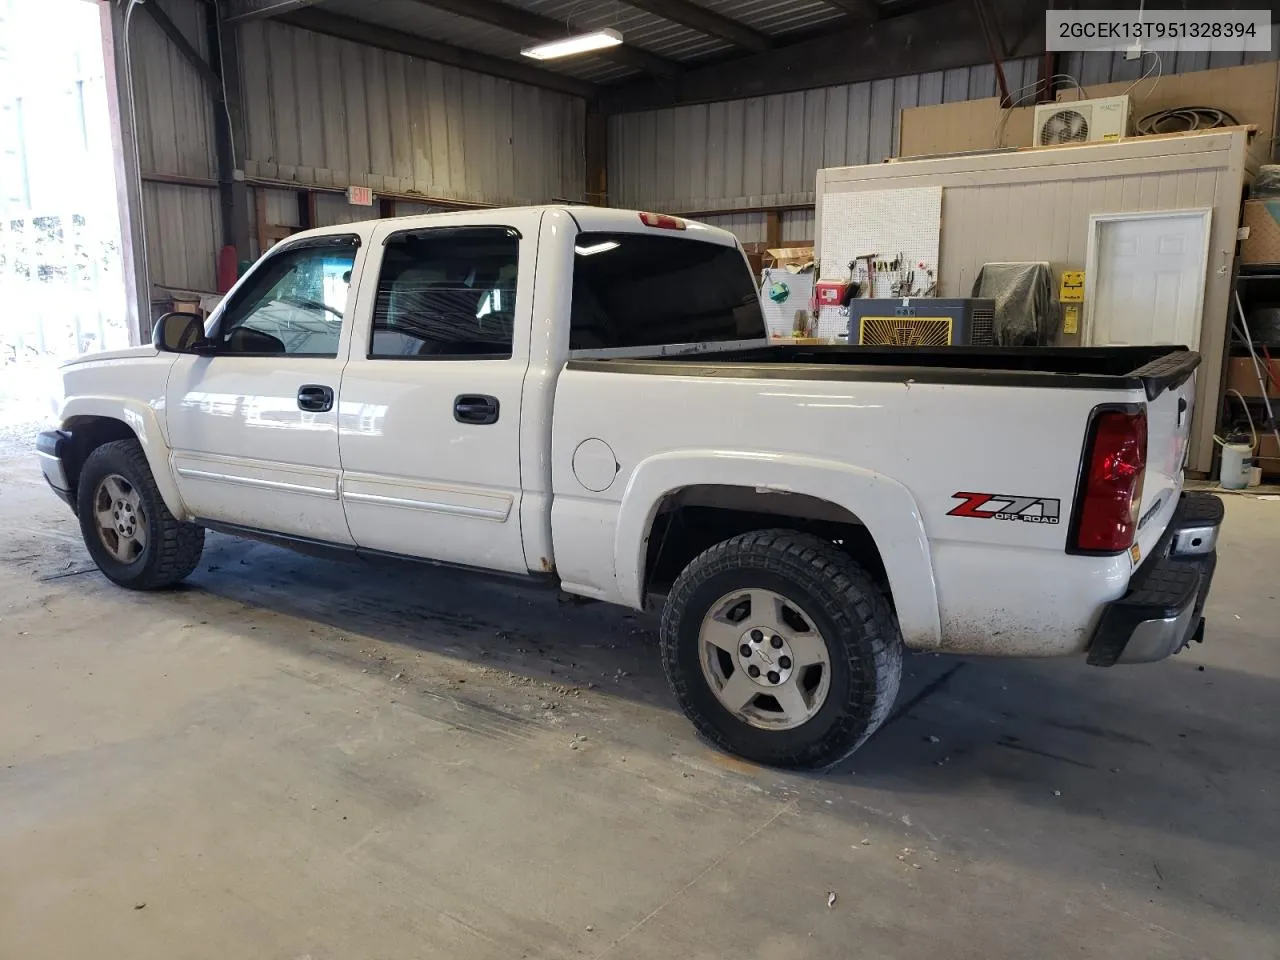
[37,206,1223,768]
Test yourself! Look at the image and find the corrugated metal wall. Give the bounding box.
[141,181,221,293]
[609,58,1041,214]
[127,3,1280,287]
[127,0,222,293]
[236,19,586,206]
[1060,33,1280,87]
[130,0,217,179]
[610,34,1280,221]
[128,1,587,293]
[698,208,815,244]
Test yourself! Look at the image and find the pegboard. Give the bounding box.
[817,186,943,336]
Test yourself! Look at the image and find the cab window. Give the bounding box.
[369,227,519,360]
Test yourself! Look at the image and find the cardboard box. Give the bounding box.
[1258,433,1280,476]
[764,246,815,270]
[898,61,1278,169]
[1225,355,1280,398]
[1057,62,1279,172]
[1241,200,1280,265]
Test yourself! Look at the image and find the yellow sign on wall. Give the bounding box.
[1060,270,1085,303]
[1063,304,1080,335]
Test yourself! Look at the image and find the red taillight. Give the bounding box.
[1073,409,1148,552]
[638,211,686,230]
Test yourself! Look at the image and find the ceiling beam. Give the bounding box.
[820,0,882,17]
[140,0,221,92]
[406,0,682,77]
[278,9,600,99]
[224,0,326,22]
[602,0,1044,113]
[613,0,772,52]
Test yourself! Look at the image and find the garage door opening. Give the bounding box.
[0,0,128,445]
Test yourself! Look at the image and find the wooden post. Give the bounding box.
[254,186,268,254]
[298,189,318,229]
[765,209,781,250]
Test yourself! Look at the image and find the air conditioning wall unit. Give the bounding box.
[844,298,996,347]
[1033,95,1131,147]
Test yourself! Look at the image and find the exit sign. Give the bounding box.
[347,185,374,206]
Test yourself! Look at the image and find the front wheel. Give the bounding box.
[76,438,205,590]
[660,530,902,769]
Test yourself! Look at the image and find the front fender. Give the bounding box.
[613,450,942,649]
[60,395,187,520]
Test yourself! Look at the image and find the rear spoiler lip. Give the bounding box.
[1130,349,1201,401]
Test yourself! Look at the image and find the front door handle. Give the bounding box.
[297,384,334,412]
[454,394,499,425]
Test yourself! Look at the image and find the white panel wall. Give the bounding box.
[816,130,1249,473]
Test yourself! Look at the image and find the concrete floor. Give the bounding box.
[1,446,1277,960]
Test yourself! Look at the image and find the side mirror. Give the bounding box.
[152,312,211,354]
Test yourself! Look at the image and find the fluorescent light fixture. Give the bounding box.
[574,241,620,256]
[522,28,623,61]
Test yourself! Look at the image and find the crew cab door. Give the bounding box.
[336,214,539,573]
[165,235,362,544]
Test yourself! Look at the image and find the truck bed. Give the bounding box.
[570,345,1200,400]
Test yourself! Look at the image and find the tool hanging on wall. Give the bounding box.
[851,253,877,300]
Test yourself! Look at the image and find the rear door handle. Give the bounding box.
[1177,397,1188,426]
[297,384,334,412]
[454,394,499,425]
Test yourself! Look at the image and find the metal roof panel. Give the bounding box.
[319,0,637,81]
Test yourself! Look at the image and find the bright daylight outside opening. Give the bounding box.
[0,0,128,452]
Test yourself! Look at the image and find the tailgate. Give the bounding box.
[1134,371,1196,560]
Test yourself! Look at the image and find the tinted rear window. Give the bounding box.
[570,232,765,351]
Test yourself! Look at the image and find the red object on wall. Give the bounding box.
[815,281,848,305]
[216,245,238,293]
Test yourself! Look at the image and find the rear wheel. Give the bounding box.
[661,530,902,769]
[77,439,204,589]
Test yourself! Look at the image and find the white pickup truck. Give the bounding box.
[38,206,1223,768]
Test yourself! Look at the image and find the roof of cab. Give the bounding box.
[276,205,740,249]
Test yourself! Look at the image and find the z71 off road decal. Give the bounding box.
[948,492,1061,525]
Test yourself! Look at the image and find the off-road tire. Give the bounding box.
[660,529,903,769]
[77,438,204,590]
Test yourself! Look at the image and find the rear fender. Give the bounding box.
[614,450,942,648]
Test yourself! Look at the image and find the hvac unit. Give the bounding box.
[1033,95,1130,147]
[845,298,996,347]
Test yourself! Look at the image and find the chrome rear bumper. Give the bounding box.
[1086,492,1223,667]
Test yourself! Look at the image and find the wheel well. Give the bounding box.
[61,416,137,501]
[644,485,889,598]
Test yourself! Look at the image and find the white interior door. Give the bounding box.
[1087,211,1210,347]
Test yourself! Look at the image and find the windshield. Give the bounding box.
[569,231,765,351]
